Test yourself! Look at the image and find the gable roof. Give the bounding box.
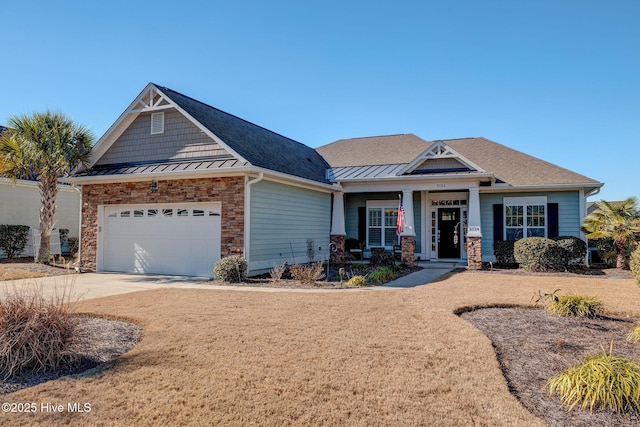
[317,134,602,188]
[76,84,330,184]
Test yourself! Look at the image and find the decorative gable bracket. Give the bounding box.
[130,86,174,113]
[399,140,486,175]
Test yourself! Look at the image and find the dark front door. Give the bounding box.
[438,208,460,258]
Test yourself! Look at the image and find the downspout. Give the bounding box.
[71,184,82,272]
[244,172,264,271]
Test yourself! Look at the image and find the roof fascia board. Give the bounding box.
[479,183,604,193]
[398,140,486,175]
[339,177,485,193]
[1,178,76,192]
[61,165,337,192]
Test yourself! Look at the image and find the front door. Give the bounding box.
[438,208,460,258]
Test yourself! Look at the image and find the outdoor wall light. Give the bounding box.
[150,180,158,192]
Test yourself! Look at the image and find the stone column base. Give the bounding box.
[330,235,345,264]
[401,235,415,267]
[467,236,483,270]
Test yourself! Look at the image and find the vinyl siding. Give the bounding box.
[480,191,581,261]
[344,192,422,254]
[249,180,331,274]
[96,109,230,165]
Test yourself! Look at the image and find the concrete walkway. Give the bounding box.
[3,261,459,302]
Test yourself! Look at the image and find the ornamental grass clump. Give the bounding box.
[213,256,247,282]
[547,345,640,413]
[345,275,367,287]
[631,246,640,286]
[547,294,604,318]
[0,283,78,379]
[367,267,396,284]
[628,323,640,344]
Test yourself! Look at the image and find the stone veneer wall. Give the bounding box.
[80,177,245,271]
[401,236,415,267]
[466,236,482,270]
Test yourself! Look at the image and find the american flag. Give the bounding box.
[396,198,405,235]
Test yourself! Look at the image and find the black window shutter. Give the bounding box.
[548,203,559,238]
[493,204,504,241]
[358,207,366,243]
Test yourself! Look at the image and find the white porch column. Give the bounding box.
[331,191,346,236]
[400,189,415,236]
[467,187,482,237]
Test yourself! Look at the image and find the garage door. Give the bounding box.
[101,203,221,276]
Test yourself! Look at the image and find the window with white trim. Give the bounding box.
[366,201,399,248]
[504,196,547,240]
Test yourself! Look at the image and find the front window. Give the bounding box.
[367,206,398,248]
[505,202,546,240]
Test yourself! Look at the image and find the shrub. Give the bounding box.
[593,239,636,268]
[370,250,395,267]
[628,323,640,344]
[67,238,79,256]
[547,294,604,318]
[631,246,640,286]
[547,346,640,413]
[0,283,78,378]
[213,256,247,282]
[367,267,396,284]
[346,275,367,287]
[0,225,31,259]
[269,264,286,282]
[514,237,566,271]
[290,261,325,284]
[493,240,517,265]
[552,236,587,267]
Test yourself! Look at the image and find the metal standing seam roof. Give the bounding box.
[74,157,248,177]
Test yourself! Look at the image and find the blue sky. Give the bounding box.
[2,0,637,202]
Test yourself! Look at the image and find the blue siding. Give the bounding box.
[249,180,331,273]
[480,191,581,261]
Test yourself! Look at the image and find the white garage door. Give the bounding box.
[101,203,221,276]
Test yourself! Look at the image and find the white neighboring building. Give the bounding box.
[0,178,80,257]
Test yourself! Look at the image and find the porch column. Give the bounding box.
[400,189,416,266]
[330,191,346,264]
[467,187,483,270]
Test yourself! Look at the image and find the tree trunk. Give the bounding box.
[36,177,58,264]
[615,238,626,270]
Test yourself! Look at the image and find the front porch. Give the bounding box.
[329,187,483,269]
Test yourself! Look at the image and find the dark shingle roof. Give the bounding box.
[158,86,331,184]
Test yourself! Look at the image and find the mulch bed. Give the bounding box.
[0,316,143,395]
[0,257,74,277]
[460,306,640,427]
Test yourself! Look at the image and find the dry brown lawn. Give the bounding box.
[3,270,640,426]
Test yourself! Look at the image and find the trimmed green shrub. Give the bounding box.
[514,237,565,271]
[631,246,640,286]
[213,255,247,282]
[493,240,517,265]
[547,346,640,413]
[346,275,367,287]
[552,236,587,267]
[290,261,325,284]
[370,250,395,267]
[0,225,31,259]
[547,294,604,318]
[367,267,396,284]
[0,284,78,378]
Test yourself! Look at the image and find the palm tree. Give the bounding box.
[582,197,640,269]
[0,111,94,263]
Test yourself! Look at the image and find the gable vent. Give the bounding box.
[151,112,164,135]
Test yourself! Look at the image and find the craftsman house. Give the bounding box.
[65,83,602,276]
